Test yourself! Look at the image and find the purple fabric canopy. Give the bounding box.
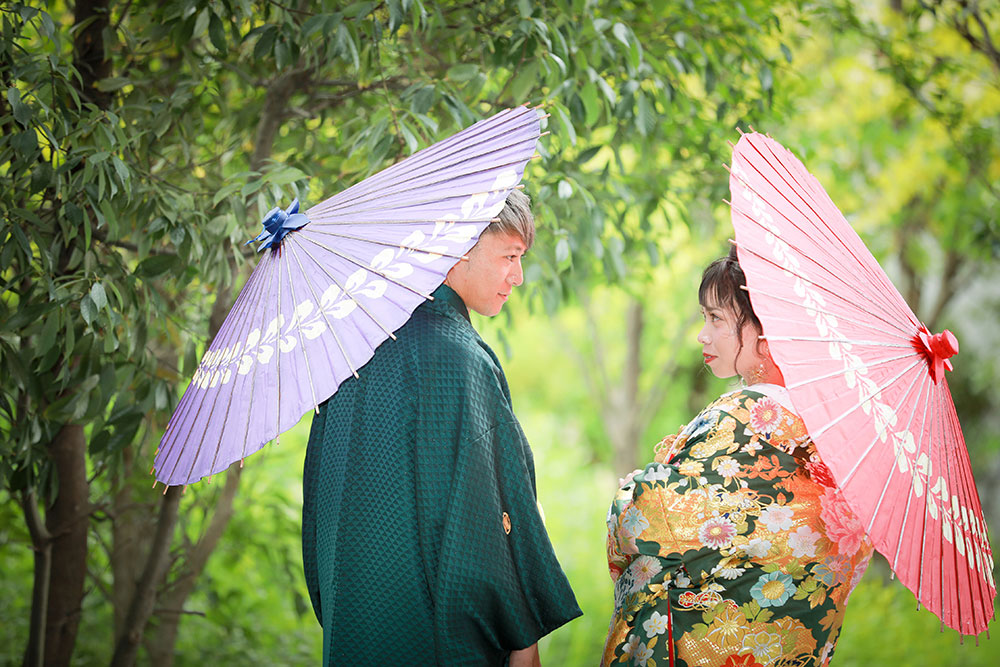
[154,106,542,486]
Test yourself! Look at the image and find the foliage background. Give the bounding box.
[2,0,999,664]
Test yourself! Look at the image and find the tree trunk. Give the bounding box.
[43,424,90,666]
[73,0,113,108]
[110,486,182,667]
[108,61,314,664]
[110,448,146,643]
[596,298,647,475]
[610,299,644,474]
[22,491,51,667]
[146,463,243,666]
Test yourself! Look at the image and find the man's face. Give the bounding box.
[445,231,527,316]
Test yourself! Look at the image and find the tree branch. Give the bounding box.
[952,1,1000,76]
[110,486,181,667]
[21,490,51,667]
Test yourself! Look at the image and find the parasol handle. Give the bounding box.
[915,326,958,384]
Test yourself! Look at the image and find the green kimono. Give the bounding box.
[302,284,581,665]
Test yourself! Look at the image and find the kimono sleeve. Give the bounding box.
[430,416,582,661]
[301,401,326,623]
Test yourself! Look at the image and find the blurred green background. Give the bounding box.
[3,0,999,664]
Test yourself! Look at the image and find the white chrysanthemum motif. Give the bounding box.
[190,216,488,392]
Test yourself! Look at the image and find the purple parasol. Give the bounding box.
[154,106,543,486]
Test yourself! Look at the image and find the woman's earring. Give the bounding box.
[744,362,767,385]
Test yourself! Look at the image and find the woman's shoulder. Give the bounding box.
[673,387,812,458]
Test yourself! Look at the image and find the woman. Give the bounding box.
[602,247,873,667]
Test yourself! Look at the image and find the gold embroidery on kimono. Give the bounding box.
[603,389,874,667]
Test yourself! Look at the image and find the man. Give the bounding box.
[302,190,581,665]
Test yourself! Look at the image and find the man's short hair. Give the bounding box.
[484,189,534,249]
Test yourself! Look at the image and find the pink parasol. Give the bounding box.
[727,131,995,637]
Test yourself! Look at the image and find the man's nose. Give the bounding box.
[509,258,523,286]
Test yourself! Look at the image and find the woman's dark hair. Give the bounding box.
[699,245,764,352]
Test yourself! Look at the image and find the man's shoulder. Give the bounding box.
[399,306,506,386]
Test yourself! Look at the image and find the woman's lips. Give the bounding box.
[703,353,716,363]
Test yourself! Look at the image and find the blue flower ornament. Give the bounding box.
[245,199,311,251]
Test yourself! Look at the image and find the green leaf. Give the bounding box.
[213,181,244,207]
[509,60,540,103]
[254,25,277,60]
[553,106,576,146]
[95,77,131,92]
[612,22,630,48]
[580,82,601,126]
[7,87,31,126]
[557,180,573,199]
[80,294,97,325]
[265,166,309,186]
[209,12,227,54]
[135,254,179,279]
[12,129,38,154]
[89,282,108,310]
[760,65,773,92]
[635,92,655,137]
[555,238,571,270]
[577,145,601,164]
[36,312,60,357]
[446,64,479,82]
[336,24,359,69]
[387,0,404,33]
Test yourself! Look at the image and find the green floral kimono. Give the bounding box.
[603,388,873,667]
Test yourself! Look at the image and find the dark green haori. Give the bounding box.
[302,284,581,665]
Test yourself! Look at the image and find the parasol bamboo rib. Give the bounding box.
[739,263,914,338]
[171,243,280,484]
[309,111,537,215]
[282,243,322,414]
[309,169,534,219]
[236,258,274,468]
[897,377,933,578]
[748,136,901,300]
[210,250,282,477]
[758,309,914,342]
[942,385,993,630]
[293,239,399,345]
[729,199,914,331]
[158,243,273,471]
[286,238,363,376]
[813,360,925,482]
[308,228,469,261]
[860,365,927,534]
[780,351,920,394]
[810,358,925,441]
[730,200,915,333]
[300,234,433,300]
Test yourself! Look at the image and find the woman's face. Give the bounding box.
[697,297,767,380]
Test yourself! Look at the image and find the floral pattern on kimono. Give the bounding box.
[602,389,874,667]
